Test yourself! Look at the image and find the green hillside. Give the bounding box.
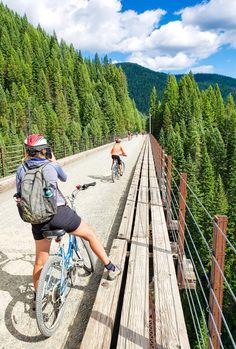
[117,62,236,113]
[150,72,236,348]
[0,3,143,150]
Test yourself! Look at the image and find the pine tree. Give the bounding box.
[149,86,158,134]
[162,74,179,124]
[163,104,172,132]
[198,143,215,217]
[214,175,228,215]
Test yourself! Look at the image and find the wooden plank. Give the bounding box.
[118,141,146,241]
[117,142,149,348]
[148,140,190,349]
[80,239,127,349]
[182,256,196,289]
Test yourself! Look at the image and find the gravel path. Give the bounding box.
[0,135,145,349]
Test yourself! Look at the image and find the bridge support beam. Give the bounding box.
[177,172,187,289]
[208,215,227,349]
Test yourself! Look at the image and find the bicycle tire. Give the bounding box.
[121,160,125,175]
[111,162,118,182]
[74,238,95,273]
[36,255,69,337]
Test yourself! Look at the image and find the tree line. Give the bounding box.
[0,3,144,154]
[149,73,236,348]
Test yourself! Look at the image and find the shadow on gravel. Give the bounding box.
[63,163,136,349]
[0,251,45,342]
[88,174,113,183]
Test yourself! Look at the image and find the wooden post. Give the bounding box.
[208,215,228,349]
[177,173,187,288]
[166,155,172,228]
[0,147,5,177]
[160,149,166,204]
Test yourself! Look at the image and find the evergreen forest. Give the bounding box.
[0,1,235,346]
[149,73,236,348]
[118,62,236,113]
[0,3,143,152]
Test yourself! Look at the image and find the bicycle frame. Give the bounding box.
[56,235,78,294]
[36,181,96,337]
[47,183,96,295]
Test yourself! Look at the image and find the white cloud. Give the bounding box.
[144,21,220,59]
[1,0,235,73]
[128,52,195,72]
[1,0,165,52]
[179,0,236,48]
[190,65,214,74]
[179,0,236,30]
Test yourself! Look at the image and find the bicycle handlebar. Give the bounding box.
[76,182,96,190]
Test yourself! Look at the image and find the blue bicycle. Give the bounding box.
[111,155,126,182]
[35,182,96,337]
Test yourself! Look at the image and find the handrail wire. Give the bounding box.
[173,193,215,348]
[164,162,210,348]
[172,177,236,303]
[172,164,236,255]
[171,180,236,348]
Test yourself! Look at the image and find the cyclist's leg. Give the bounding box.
[71,220,121,279]
[117,156,122,175]
[33,239,51,290]
[70,220,110,265]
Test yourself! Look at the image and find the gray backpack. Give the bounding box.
[17,162,57,224]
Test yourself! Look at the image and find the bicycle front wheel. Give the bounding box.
[36,255,69,337]
[74,238,95,273]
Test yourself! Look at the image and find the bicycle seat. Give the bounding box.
[42,229,66,239]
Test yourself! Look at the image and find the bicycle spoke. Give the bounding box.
[36,256,69,337]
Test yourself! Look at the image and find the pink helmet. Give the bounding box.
[24,134,48,150]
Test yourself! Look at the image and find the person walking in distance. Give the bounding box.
[15,134,121,308]
[111,137,127,176]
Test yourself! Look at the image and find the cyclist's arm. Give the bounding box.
[15,164,25,193]
[50,163,67,182]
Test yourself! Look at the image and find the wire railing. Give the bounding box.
[150,134,236,349]
[0,134,120,178]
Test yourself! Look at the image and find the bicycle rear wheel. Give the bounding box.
[36,255,70,337]
[74,238,95,273]
[111,163,118,182]
[121,160,125,175]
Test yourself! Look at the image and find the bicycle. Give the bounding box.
[111,156,126,182]
[35,182,96,337]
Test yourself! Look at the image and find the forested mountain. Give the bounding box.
[0,4,143,151]
[149,73,236,348]
[117,62,236,113]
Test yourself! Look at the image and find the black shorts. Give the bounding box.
[32,206,81,240]
[112,155,121,165]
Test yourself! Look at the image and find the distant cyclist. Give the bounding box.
[111,137,127,176]
[15,134,121,308]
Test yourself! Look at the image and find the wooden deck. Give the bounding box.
[80,137,190,349]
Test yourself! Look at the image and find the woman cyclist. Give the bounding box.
[111,137,127,176]
[15,134,121,308]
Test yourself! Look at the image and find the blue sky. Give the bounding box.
[2,0,236,78]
